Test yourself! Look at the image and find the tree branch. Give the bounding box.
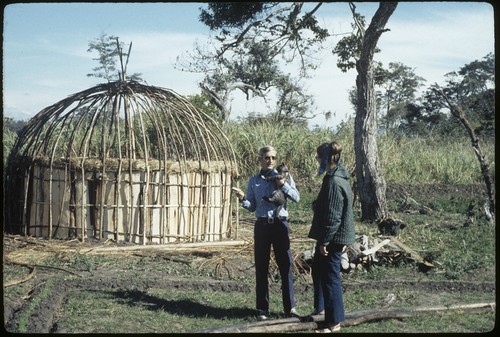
[218,6,291,57]
[4,257,85,278]
[195,302,495,333]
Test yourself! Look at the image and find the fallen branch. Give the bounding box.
[343,302,495,327]
[4,266,36,287]
[78,240,248,254]
[4,257,84,278]
[194,316,311,333]
[195,302,495,333]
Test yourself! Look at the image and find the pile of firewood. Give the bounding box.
[341,234,434,272]
[298,230,434,275]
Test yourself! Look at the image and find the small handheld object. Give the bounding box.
[232,187,245,201]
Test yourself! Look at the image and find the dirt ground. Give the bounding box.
[3,183,495,333]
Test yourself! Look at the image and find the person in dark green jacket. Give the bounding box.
[308,141,356,333]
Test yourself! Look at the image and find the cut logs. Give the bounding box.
[334,234,434,273]
[296,233,434,275]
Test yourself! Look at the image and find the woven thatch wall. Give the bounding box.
[5,81,238,244]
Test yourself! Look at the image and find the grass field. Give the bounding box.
[4,119,495,333]
[3,182,495,333]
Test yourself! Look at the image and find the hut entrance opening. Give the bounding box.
[5,80,238,244]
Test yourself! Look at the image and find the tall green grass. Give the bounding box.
[226,120,355,184]
[377,134,495,184]
[225,120,495,185]
[3,126,18,167]
[4,117,494,185]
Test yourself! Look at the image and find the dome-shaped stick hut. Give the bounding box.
[5,80,239,244]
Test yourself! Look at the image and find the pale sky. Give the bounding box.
[2,2,495,128]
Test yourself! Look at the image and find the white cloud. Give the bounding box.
[376,6,494,84]
[304,3,494,127]
[3,2,494,130]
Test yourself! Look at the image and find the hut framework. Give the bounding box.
[5,80,239,244]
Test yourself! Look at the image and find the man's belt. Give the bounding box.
[257,217,288,224]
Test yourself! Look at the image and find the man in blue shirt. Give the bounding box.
[233,145,300,320]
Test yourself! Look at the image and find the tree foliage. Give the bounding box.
[403,53,495,139]
[377,62,426,130]
[345,52,494,141]
[87,33,143,82]
[3,117,24,166]
[195,2,397,221]
[333,9,370,72]
[200,2,329,61]
[200,2,268,30]
[441,53,495,137]
[186,91,222,123]
[178,2,331,124]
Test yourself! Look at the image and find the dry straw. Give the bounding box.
[5,80,239,244]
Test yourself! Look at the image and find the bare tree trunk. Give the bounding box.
[199,83,231,123]
[435,89,495,221]
[354,2,397,221]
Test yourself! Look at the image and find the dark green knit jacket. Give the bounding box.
[308,163,356,246]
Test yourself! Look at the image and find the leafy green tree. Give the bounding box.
[186,92,222,123]
[272,74,316,127]
[3,116,28,134]
[197,2,397,221]
[333,11,371,72]
[176,39,276,122]
[377,62,426,130]
[408,53,495,139]
[87,33,143,82]
[442,53,495,137]
[3,117,24,166]
[396,102,449,137]
[415,88,463,138]
[176,3,330,124]
[348,60,425,134]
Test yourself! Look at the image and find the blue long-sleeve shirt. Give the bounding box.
[241,169,300,218]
